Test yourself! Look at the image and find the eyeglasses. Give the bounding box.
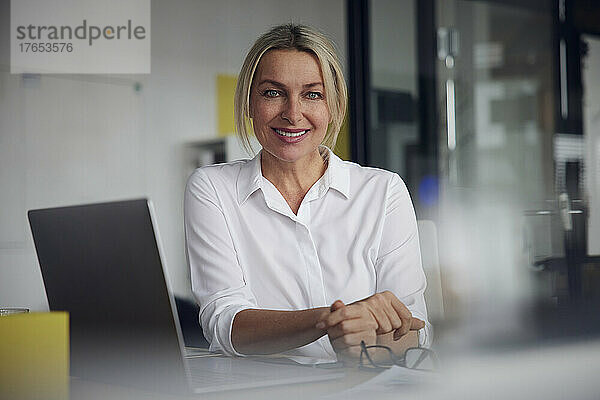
[359,341,439,371]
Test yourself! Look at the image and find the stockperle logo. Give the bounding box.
[11,0,150,74]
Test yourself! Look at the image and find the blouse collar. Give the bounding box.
[236,145,350,205]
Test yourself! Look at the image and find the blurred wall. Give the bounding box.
[370,0,416,94]
[584,35,600,256]
[0,0,346,310]
[368,0,418,180]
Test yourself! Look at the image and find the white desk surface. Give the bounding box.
[70,363,379,400]
[70,338,600,400]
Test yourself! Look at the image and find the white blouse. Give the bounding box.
[184,147,431,363]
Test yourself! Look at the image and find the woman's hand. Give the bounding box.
[354,290,425,339]
[318,291,425,342]
[317,300,377,360]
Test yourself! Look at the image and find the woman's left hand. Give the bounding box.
[318,291,425,340]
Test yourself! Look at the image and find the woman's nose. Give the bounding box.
[281,99,303,124]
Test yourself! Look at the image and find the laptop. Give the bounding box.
[28,199,343,394]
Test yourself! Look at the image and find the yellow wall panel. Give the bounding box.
[217,74,238,137]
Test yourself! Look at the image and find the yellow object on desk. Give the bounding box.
[0,312,69,400]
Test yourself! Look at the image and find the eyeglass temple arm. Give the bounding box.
[360,341,378,367]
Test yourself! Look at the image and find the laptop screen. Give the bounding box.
[28,199,190,393]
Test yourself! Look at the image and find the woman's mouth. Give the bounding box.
[272,128,309,143]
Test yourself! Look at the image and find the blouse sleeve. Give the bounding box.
[184,168,257,356]
[374,173,432,347]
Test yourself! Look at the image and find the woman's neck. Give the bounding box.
[260,148,328,200]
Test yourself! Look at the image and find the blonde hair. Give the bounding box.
[234,23,347,154]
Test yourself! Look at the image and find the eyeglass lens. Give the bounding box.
[404,348,435,371]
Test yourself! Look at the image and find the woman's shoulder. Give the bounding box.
[335,160,413,213]
[337,158,403,186]
[186,159,252,197]
[189,159,250,182]
[330,156,411,206]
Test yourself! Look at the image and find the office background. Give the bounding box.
[2,0,600,348]
[0,0,347,310]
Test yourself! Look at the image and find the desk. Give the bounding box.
[70,363,379,400]
[71,338,600,400]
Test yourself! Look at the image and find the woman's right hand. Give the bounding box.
[316,300,378,359]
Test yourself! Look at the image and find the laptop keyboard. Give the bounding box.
[186,356,343,393]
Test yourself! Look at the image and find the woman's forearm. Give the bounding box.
[231,307,330,355]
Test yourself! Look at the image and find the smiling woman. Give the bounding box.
[251,50,330,155]
[184,24,431,364]
[235,24,346,156]
[250,49,332,208]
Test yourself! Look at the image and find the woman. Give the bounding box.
[184,24,430,363]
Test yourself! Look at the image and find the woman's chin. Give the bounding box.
[262,145,318,165]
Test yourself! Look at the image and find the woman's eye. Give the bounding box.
[306,92,323,100]
[264,89,280,98]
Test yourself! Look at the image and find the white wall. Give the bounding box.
[0,0,346,310]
